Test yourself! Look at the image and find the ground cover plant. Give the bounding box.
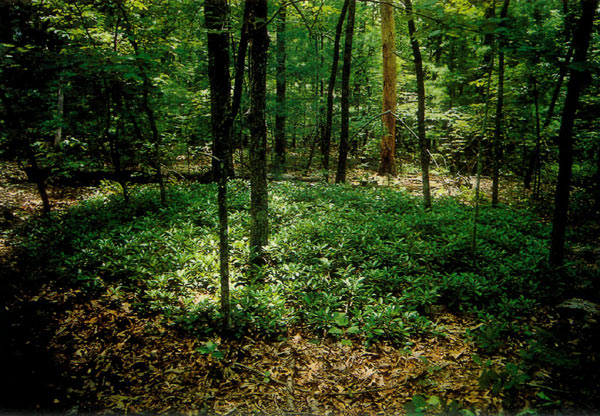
[5,179,598,414]
[15,181,552,342]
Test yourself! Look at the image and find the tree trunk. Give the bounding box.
[491,0,510,207]
[322,0,350,173]
[405,0,431,210]
[524,78,542,192]
[205,0,233,330]
[248,0,269,264]
[378,0,397,176]
[549,0,598,266]
[116,3,167,203]
[0,90,51,213]
[54,83,64,147]
[472,12,496,256]
[335,0,356,184]
[274,6,287,172]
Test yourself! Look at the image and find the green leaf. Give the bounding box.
[346,325,360,334]
[328,326,344,335]
[333,312,349,327]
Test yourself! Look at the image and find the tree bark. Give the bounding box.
[378,0,397,176]
[116,3,167,203]
[248,0,269,264]
[549,0,598,266]
[274,6,287,172]
[491,0,510,207]
[405,0,431,210]
[205,0,233,329]
[54,83,64,147]
[0,91,52,214]
[322,0,350,173]
[335,0,356,183]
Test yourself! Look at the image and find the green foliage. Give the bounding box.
[196,339,224,360]
[405,394,474,416]
[14,182,558,346]
[474,355,529,409]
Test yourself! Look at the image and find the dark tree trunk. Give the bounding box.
[322,0,349,173]
[105,82,129,203]
[54,83,64,147]
[0,91,51,213]
[525,1,574,191]
[274,6,287,172]
[491,0,510,207]
[335,0,356,184]
[524,78,542,192]
[205,0,233,329]
[544,47,573,131]
[231,0,250,128]
[248,0,269,264]
[116,3,167,203]
[549,0,598,267]
[405,0,431,210]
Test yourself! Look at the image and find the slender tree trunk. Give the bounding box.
[549,0,598,266]
[248,0,269,264]
[104,82,129,203]
[232,2,250,121]
[274,6,287,172]
[335,0,356,184]
[405,0,431,210]
[116,3,167,203]
[544,47,573,131]
[378,0,397,176]
[491,0,510,207]
[322,0,350,173]
[54,83,64,147]
[472,25,496,256]
[205,0,233,330]
[595,145,600,212]
[524,78,542,191]
[0,90,51,213]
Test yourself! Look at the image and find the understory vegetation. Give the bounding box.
[1,177,597,413]
[16,182,557,342]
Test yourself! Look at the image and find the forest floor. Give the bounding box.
[1,160,599,415]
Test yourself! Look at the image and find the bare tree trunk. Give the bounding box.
[549,0,598,266]
[54,83,64,147]
[116,3,167,203]
[248,0,269,264]
[524,78,542,192]
[335,0,356,183]
[378,0,397,176]
[322,0,349,174]
[205,0,233,330]
[405,0,431,210]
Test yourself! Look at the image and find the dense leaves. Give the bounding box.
[15,182,554,344]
